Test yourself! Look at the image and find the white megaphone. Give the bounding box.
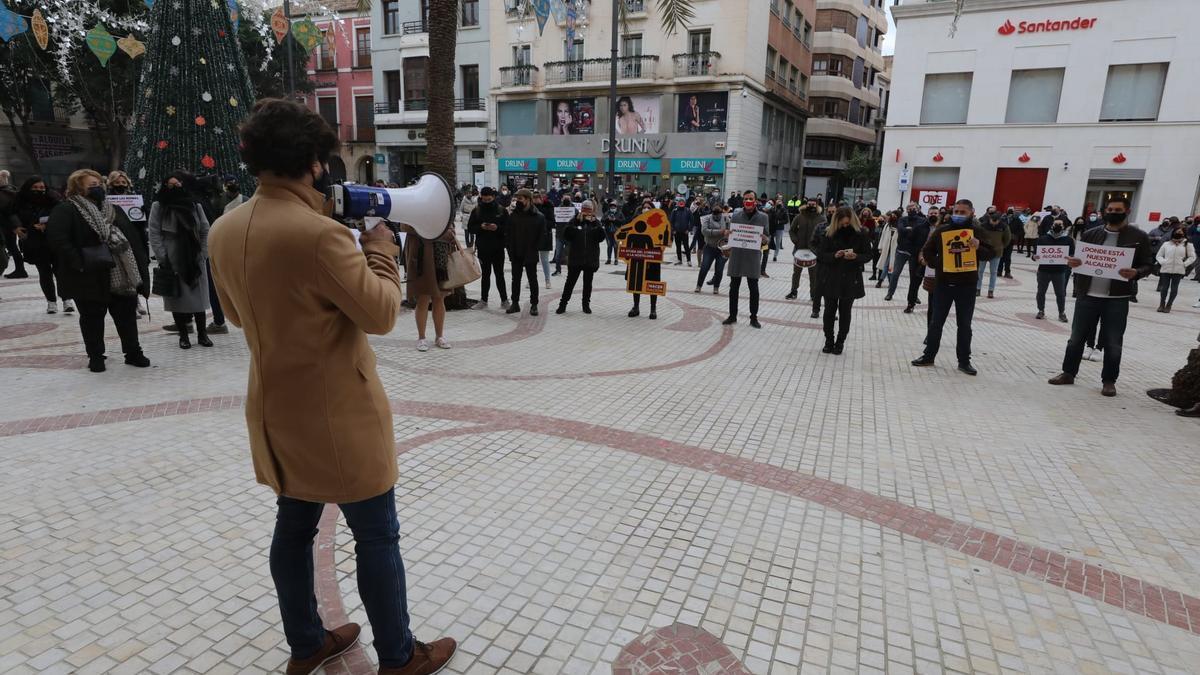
[331,172,455,240]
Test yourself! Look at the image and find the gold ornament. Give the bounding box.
[118,35,146,59]
[166,105,176,116]
[229,97,239,107]
[31,9,49,50]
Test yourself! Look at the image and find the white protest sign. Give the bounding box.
[728,223,762,250]
[917,190,948,215]
[1077,242,1133,280]
[554,207,576,223]
[107,194,146,221]
[1036,245,1069,265]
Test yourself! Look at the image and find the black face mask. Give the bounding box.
[1173,235,1185,241]
[86,186,106,203]
[109,185,129,195]
[1103,212,1126,225]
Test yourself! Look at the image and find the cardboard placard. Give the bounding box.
[1036,245,1069,265]
[107,194,145,221]
[554,206,577,223]
[940,229,977,273]
[616,209,670,296]
[727,223,762,250]
[1078,242,1133,280]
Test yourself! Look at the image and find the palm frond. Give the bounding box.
[656,0,695,36]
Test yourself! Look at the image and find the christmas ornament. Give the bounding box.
[166,105,176,116]
[199,57,207,64]
[31,9,49,50]
[270,8,289,43]
[202,92,213,102]
[227,0,239,30]
[201,155,216,169]
[86,24,118,66]
[0,4,28,43]
[218,29,225,38]
[138,168,147,179]
[118,35,146,59]
[145,0,155,8]
[171,35,181,46]
[290,18,321,53]
[157,140,169,150]
[229,97,238,107]
[195,115,206,126]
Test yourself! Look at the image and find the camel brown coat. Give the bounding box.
[208,175,402,503]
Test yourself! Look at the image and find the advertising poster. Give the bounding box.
[677,92,728,132]
[1036,245,1069,265]
[615,95,660,135]
[550,98,595,135]
[940,229,977,273]
[915,190,950,215]
[1078,242,1133,280]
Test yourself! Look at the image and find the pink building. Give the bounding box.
[299,1,378,184]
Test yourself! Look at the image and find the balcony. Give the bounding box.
[625,0,646,12]
[499,64,539,88]
[542,55,658,85]
[373,99,487,125]
[806,116,876,145]
[402,19,428,35]
[333,124,375,144]
[672,51,720,78]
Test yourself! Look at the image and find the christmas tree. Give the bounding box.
[125,0,257,197]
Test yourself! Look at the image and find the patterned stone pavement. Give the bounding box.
[1,250,1199,675]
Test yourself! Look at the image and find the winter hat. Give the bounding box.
[480,186,496,196]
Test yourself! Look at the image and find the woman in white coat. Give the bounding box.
[874,213,899,289]
[1155,226,1195,312]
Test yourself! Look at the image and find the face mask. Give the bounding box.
[1103,212,1125,225]
[312,164,332,198]
[743,199,756,210]
[109,185,129,195]
[1051,225,1064,234]
[86,186,106,203]
[1089,215,1098,222]
[950,214,968,225]
[1173,235,1185,241]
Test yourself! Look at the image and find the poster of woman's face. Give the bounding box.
[550,98,595,135]
[677,92,728,132]
[615,95,660,135]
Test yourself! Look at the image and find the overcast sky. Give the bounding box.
[882,5,897,55]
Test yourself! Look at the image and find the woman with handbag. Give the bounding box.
[46,170,151,373]
[403,223,458,351]
[148,173,214,349]
[13,176,71,314]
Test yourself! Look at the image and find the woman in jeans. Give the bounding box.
[815,207,871,354]
[12,177,72,314]
[1031,217,1075,322]
[46,170,150,372]
[1155,227,1195,313]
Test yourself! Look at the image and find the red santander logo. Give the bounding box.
[1018,152,1031,163]
[999,17,1097,35]
[1112,153,1127,164]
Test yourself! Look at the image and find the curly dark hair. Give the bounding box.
[238,98,339,179]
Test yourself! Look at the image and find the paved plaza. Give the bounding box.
[1,251,1198,675]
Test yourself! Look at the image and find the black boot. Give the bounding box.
[179,332,191,349]
[197,329,213,347]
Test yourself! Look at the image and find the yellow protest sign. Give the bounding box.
[616,209,671,296]
[941,229,977,273]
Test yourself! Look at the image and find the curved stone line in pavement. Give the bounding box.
[0,322,58,341]
[2,396,1198,639]
[613,623,752,675]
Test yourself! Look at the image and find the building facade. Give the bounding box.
[371,0,490,187]
[488,0,813,198]
[881,0,1200,225]
[298,1,377,184]
[802,0,889,201]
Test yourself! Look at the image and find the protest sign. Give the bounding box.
[554,207,576,223]
[106,194,145,221]
[1077,242,1133,280]
[728,223,762,250]
[1036,245,1069,265]
[940,229,977,273]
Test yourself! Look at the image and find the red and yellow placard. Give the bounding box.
[616,209,671,296]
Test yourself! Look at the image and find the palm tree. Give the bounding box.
[425,0,459,184]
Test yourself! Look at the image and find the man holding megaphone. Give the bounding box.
[209,99,456,675]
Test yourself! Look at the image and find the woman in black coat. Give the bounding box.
[816,206,872,354]
[556,200,606,314]
[46,170,150,373]
[535,192,555,289]
[13,176,69,314]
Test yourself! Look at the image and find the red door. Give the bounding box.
[992,168,1048,212]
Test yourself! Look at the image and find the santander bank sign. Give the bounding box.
[998,16,1098,35]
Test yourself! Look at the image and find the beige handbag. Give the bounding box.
[440,239,482,290]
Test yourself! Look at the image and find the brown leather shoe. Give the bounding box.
[1047,373,1075,386]
[1101,382,1117,397]
[286,623,361,675]
[378,638,457,675]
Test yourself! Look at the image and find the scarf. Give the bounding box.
[69,195,141,295]
[413,236,452,284]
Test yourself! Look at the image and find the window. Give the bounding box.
[812,57,827,73]
[498,100,537,135]
[354,96,374,142]
[316,31,335,71]
[1099,63,1168,122]
[803,22,813,47]
[688,29,711,54]
[566,38,584,60]
[799,73,809,98]
[460,64,480,107]
[1005,68,1064,124]
[766,47,778,78]
[461,0,479,27]
[852,56,864,88]
[789,66,800,94]
[805,138,841,160]
[403,56,429,103]
[622,34,642,57]
[778,57,790,83]
[760,106,770,138]
[355,27,371,68]
[622,34,643,80]
[383,70,402,107]
[383,0,399,35]
[318,96,338,130]
[513,44,531,66]
[920,72,972,124]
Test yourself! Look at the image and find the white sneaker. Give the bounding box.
[435,337,451,350]
[62,300,75,313]
[136,298,147,316]
[1083,348,1096,362]
[1193,300,1200,308]
[46,301,57,314]
[416,338,429,352]
[474,300,488,309]
[545,281,552,290]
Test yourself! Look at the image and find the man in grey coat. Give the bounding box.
[723,190,770,328]
[786,198,826,319]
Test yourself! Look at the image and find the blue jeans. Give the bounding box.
[271,489,414,668]
[975,256,1000,293]
[922,282,977,365]
[539,250,551,283]
[696,245,726,290]
[1063,295,1129,383]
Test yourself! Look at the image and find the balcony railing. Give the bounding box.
[402,19,428,35]
[374,101,399,114]
[672,51,720,77]
[405,99,428,111]
[625,0,645,11]
[499,64,538,87]
[766,66,776,81]
[373,99,486,114]
[456,98,486,111]
[542,55,658,84]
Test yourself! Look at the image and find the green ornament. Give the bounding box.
[290,18,322,53]
[86,24,118,67]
